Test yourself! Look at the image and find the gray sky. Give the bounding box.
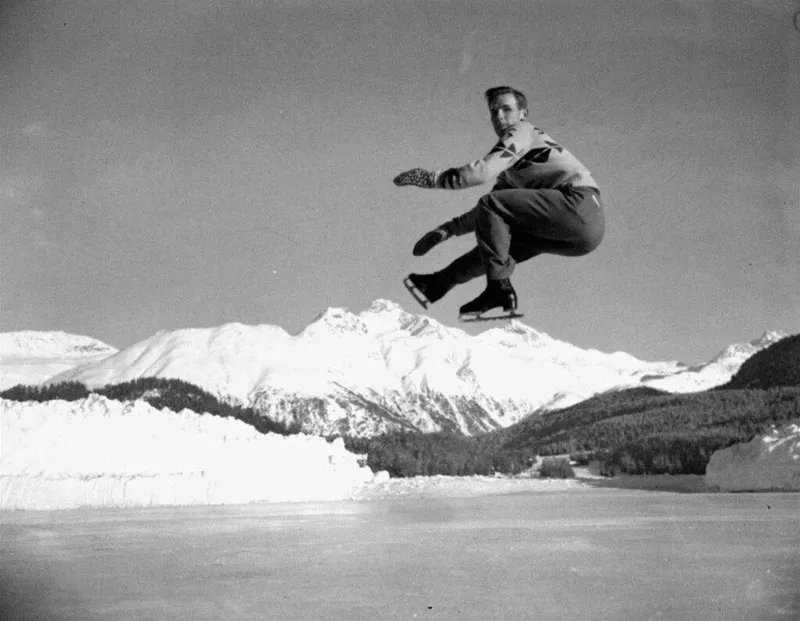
[2,0,798,363]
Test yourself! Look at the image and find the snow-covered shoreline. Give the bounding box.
[1,396,377,510]
[3,395,797,511]
[705,422,800,492]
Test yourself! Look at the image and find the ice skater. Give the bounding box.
[394,86,605,321]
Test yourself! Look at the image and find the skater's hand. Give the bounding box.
[413,227,450,256]
[393,168,437,189]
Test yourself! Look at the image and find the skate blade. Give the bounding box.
[459,311,524,323]
[403,276,430,309]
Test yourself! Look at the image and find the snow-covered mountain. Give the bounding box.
[0,331,118,390]
[0,330,117,358]
[637,331,788,392]
[4,300,789,436]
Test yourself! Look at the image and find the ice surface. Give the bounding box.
[705,421,800,491]
[1,396,376,510]
[3,491,798,621]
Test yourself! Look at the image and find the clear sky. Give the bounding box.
[1,0,798,364]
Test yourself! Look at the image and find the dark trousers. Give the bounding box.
[439,186,605,285]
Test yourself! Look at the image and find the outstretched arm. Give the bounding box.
[437,123,534,189]
[393,122,535,191]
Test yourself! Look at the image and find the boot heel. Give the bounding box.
[504,291,518,311]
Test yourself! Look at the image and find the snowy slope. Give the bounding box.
[38,300,680,435]
[1,396,377,510]
[0,331,118,390]
[641,331,788,392]
[0,331,116,358]
[7,301,788,436]
[705,421,800,491]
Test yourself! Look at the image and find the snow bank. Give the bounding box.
[705,421,800,492]
[0,397,376,510]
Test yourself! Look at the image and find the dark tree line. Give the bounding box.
[501,387,798,475]
[1,378,301,437]
[343,430,537,477]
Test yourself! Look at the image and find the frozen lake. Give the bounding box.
[2,486,798,620]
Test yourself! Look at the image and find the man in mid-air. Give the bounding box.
[394,86,605,321]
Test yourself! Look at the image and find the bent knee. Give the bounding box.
[474,194,501,229]
[575,227,604,256]
[476,192,503,213]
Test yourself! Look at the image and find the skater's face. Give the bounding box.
[488,93,527,137]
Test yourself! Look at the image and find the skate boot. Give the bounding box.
[403,273,451,309]
[458,278,524,322]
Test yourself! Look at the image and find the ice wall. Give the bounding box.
[1,396,376,510]
[705,421,800,492]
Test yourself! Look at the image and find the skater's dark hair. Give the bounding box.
[484,86,528,111]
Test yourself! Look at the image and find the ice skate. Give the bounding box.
[403,273,450,310]
[458,278,524,322]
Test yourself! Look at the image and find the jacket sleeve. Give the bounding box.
[442,208,477,236]
[434,122,534,190]
[440,176,507,236]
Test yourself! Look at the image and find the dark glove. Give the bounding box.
[393,168,437,189]
[413,226,451,256]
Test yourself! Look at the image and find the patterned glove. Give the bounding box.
[393,168,438,189]
[413,226,451,256]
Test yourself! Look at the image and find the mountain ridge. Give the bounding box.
[2,299,790,436]
[0,330,118,359]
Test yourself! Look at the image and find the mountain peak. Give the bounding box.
[710,330,790,367]
[303,306,367,337]
[0,331,118,359]
[756,331,789,346]
[6,314,789,437]
[474,320,552,348]
[502,320,547,339]
[362,299,453,338]
[365,299,405,315]
[301,299,454,340]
